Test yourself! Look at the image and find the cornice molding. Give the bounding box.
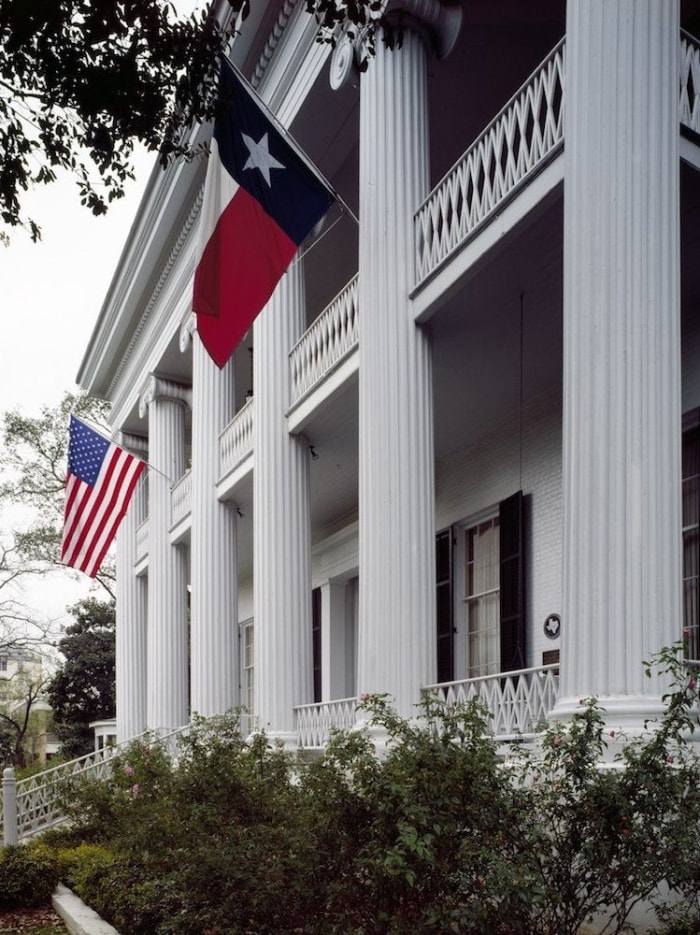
[251,0,299,89]
[107,184,204,402]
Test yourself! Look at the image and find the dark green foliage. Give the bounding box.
[46,598,116,759]
[0,0,249,241]
[0,842,58,910]
[44,650,700,934]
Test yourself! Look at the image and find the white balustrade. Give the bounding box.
[414,39,565,287]
[295,697,358,748]
[219,397,254,477]
[171,469,192,527]
[681,31,700,136]
[424,665,560,740]
[1,725,191,843]
[289,275,359,405]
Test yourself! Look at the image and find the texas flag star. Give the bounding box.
[192,60,335,368]
[241,132,285,186]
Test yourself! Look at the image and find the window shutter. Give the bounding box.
[499,490,526,672]
[436,528,454,683]
[312,587,322,703]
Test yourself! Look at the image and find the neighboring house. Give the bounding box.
[76,1,700,748]
[0,649,57,765]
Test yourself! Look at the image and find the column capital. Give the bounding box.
[179,313,196,353]
[330,0,461,89]
[116,431,149,458]
[138,375,192,418]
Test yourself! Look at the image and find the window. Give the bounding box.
[240,621,254,732]
[437,491,526,682]
[0,655,6,673]
[465,517,501,678]
[683,411,700,659]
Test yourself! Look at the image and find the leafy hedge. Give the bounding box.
[0,842,58,910]
[39,647,700,934]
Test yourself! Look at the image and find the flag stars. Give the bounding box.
[241,131,285,186]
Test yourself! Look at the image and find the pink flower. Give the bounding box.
[359,692,369,702]
[688,679,697,690]
[131,784,140,796]
[124,764,135,777]
[552,734,562,747]
[667,755,675,765]
[609,729,616,739]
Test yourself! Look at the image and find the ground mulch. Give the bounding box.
[0,906,67,934]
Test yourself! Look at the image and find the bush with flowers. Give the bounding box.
[40,648,700,934]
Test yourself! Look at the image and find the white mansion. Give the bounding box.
[77,0,700,747]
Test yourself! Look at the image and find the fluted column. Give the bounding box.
[356,25,436,716]
[254,261,312,738]
[115,433,148,743]
[557,0,681,727]
[139,376,191,730]
[181,314,239,717]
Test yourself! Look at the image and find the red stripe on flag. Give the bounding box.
[194,187,298,367]
[82,457,145,577]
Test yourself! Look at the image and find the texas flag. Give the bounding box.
[193,61,335,368]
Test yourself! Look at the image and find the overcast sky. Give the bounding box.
[0,151,155,627]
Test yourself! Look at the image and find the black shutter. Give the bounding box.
[436,528,454,683]
[312,587,322,703]
[499,491,526,672]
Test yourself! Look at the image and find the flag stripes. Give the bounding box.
[61,417,145,578]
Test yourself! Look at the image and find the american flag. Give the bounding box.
[61,416,145,577]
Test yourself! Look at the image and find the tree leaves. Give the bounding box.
[0,0,248,239]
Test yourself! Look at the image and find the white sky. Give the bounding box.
[0,1,203,633]
[0,151,155,627]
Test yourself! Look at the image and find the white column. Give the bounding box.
[254,261,313,738]
[181,315,239,717]
[321,580,349,702]
[356,25,436,717]
[557,0,681,727]
[115,433,148,744]
[139,376,191,730]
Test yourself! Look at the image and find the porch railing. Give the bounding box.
[681,30,700,136]
[295,697,358,748]
[220,397,255,477]
[289,275,359,406]
[414,38,565,289]
[171,469,192,527]
[423,664,560,741]
[1,725,190,845]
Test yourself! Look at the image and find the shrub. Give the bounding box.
[0,841,58,909]
[42,651,700,934]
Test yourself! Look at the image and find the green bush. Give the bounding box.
[54,842,115,893]
[0,841,58,909]
[42,650,700,934]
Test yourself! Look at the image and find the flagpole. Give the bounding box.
[223,58,360,227]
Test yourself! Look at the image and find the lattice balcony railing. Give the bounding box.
[220,397,255,477]
[1,725,191,844]
[424,665,560,740]
[295,697,358,748]
[681,30,700,136]
[171,469,192,526]
[414,39,565,288]
[290,275,359,405]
